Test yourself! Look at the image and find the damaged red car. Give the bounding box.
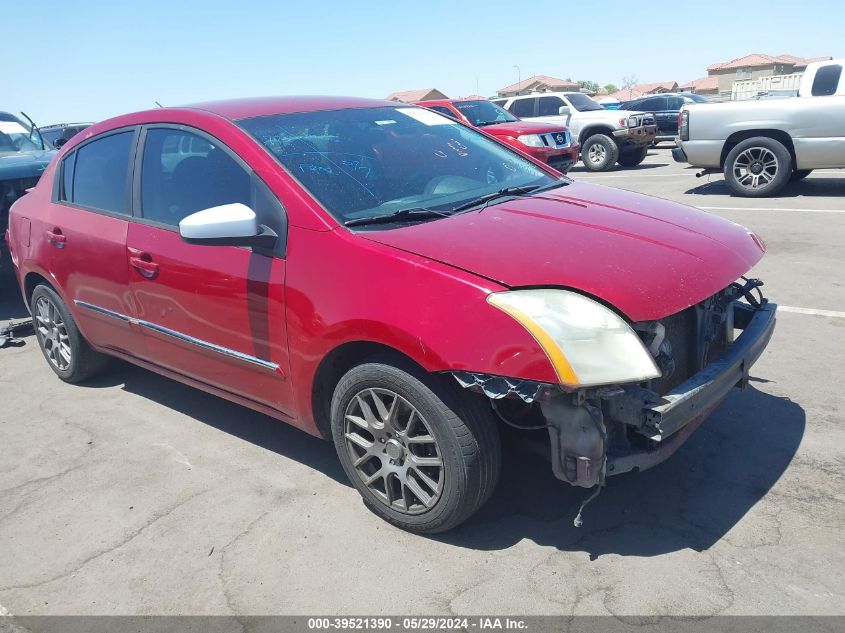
[415,98,580,173]
[5,97,776,533]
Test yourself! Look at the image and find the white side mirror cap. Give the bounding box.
[179,203,258,240]
[559,106,571,116]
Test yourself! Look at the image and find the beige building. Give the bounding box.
[386,88,448,103]
[496,75,580,97]
[705,53,832,95]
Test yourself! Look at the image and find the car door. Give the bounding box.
[44,127,146,357]
[664,96,686,136]
[126,124,294,416]
[534,96,569,126]
[642,97,672,136]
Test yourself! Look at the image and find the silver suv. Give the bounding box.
[493,92,657,171]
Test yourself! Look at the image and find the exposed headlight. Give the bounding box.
[487,289,660,388]
[516,134,545,147]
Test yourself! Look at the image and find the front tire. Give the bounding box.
[330,357,501,533]
[30,285,108,383]
[617,146,648,167]
[580,134,619,171]
[724,137,792,197]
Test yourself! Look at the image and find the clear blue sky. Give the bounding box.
[6,0,842,124]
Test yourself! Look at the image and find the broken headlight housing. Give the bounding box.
[487,289,661,388]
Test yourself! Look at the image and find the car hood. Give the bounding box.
[481,120,568,136]
[0,149,56,181]
[362,182,765,322]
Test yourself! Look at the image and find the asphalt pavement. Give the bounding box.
[1,148,843,617]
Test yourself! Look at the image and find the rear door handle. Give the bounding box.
[46,228,66,248]
[128,250,159,279]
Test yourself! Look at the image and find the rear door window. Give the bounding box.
[64,131,134,214]
[509,98,536,118]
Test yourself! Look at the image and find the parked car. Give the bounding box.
[619,93,710,142]
[492,92,656,170]
[7,97,776,533]
[414,98,579,173]
[40,123,93,148]
[1,112,56,264]
[674,58,845,196]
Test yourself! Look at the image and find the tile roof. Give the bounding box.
[386,88,448,103]
[496,75,580,94]
[681,76,719,91]
[707,53,832,71]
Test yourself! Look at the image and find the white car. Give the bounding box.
[493,92,657,171]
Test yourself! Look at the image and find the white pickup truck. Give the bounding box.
[673,58,845,196]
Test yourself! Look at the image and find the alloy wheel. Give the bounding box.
[35,296,71,371]
[343,388,444,514]
[587,143,607,166]
[733,147,779,190]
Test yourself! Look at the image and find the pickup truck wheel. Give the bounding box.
[724,137,792,197]
[30,285,108,383]
[791,169,813,181]
[581,134,619,171]
[331,357,501,534]
[617,146,648,167]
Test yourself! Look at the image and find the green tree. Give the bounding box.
[604,83,619,93]
[577,80,600,93]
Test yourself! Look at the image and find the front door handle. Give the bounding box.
[46,228,66,248]
[128,251,159,279]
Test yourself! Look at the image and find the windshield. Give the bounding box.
[238,106,557,226]
[0,113,45,154]
[454,100,518,126]
[565,93,604,112]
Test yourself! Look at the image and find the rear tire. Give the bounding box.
[30,284,108,383]
[617,146,648,167]
[790,169,813,181]
[330,356,501,533]
[580,134,619,171]
[724,137,792,197]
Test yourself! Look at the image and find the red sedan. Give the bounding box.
[415,98,580,173]
[6,96,775,533]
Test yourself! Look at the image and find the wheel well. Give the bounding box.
[310,341,430,439]
[579,126,614,144]
[720,129,796,169]
[23,272,53,306]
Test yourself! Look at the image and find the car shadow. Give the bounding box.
[78,359,350,486]
[435,385,804,558]
[686,177,845,197]
[0,252,30,324]
[569,161,668,175]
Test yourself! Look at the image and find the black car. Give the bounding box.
[619,93,710,142]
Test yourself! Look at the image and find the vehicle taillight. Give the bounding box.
[679,110,689,141]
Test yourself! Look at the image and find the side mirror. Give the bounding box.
[54,138,68,148]
[179,203,277,248]
[558,106,572,116]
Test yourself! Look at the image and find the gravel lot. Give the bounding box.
[1,148,844,617]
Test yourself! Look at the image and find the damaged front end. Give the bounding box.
[453,279,777,522]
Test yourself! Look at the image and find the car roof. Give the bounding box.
[179,95,400,120]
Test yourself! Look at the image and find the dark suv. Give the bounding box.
[619,93,710,142]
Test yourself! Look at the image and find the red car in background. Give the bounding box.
[6,96,775,534]
[415,98,580,173]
